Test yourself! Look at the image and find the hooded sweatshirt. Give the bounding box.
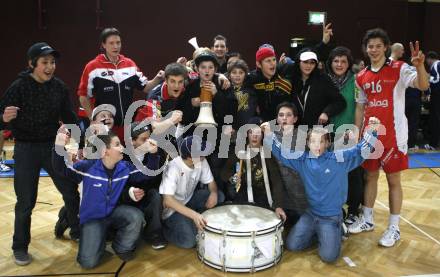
[0,70,77,142]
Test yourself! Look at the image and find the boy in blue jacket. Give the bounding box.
[261,119,379,263]
[53,130,160,268]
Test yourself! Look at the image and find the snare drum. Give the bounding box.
[197,204,283,272]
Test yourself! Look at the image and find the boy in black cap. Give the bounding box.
[0,42,78,265]
[159,135,224,248]
[121,122,167,249]
[183,51,238,196]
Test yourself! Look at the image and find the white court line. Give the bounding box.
[376,200,440,246]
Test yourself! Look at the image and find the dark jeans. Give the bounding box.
[208,154,227,194]
[346,167,364,215]
[163,189,224,249]
[77,205,144,269]
[286,210,343,263]
[405,96,422,148]
[12,141,79,251]
[135,189,163,238]
[429,93,440,147]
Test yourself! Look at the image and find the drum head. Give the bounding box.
[202,205,281,233]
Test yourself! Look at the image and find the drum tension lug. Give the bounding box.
[251,231,256,273]
[222,230,227,272]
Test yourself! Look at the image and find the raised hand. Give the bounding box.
[55,126,70,146]
[170,110,183,124]
[176,57,187,65]
[260,122,272,135]
[410,41,425,68]
[279,52,287,65]
[145,138,158,154]
[322,23,333,44]
[155,70,165,80]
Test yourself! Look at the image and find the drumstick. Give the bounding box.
[236,159,244,192]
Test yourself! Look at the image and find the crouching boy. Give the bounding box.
[53,130,159,268]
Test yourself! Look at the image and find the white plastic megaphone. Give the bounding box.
[188,37,200,50]
[194,87,217,127]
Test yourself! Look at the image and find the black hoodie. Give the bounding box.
[290,50,346,127]
[0,70,77,142]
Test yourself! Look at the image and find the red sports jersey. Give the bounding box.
[356,60,417,151]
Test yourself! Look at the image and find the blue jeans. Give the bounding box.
[163,189,224,249]
[77,205,144,269]
[136,189,163,238]
[285,210,342,263]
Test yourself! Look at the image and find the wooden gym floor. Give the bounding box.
[0,145,439,277]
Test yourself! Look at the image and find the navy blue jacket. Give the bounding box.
[53,147,160,224]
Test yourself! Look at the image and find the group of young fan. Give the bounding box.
[0,22,432,267]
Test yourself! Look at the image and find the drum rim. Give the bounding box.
[197,251,283,272]
[202,203,283,236]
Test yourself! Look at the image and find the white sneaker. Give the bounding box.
[348,215,374,234]
[408,145,419,152]
[379,225,400,247]
[424,144,436,151]
[0,162,11,172]
[344,214,358,226]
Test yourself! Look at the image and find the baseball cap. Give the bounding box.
[256,47,276,63]
[178,135,213,159]
[299,51,318,62]
[130,121,152,139]
[27,42,60,61]
[91,104,116,120]
[194,52,219,68]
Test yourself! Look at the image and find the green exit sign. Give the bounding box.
[308,11,326,25]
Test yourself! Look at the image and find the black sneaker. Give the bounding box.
[14,250,32,266]
[150,233,167,250]
[54,206,69,238]
[70,231,80,242]
[116,251,135,262]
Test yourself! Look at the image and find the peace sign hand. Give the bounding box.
[410,41,425,68]
[322,23,333,44]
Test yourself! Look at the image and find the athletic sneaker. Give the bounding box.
[54,206,69,238]
[150,233,167,250]
[116,251,135,262]
[347,215,374,234]
[344,214,358,226]
[14,250,32,266]
[379,225,400,247]
[70,231,80,242]
[0,162,11,172]
[424,144,437,151]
